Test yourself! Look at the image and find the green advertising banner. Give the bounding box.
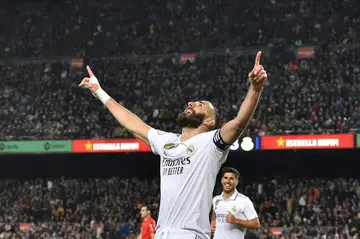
[0,140,72,153]
[357,134,360,148]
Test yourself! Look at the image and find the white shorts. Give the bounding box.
[155,228,209,239]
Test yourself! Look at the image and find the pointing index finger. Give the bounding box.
[255,51,262,66]
[86,65,94,77]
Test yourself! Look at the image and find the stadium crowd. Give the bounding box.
[0,0,358,58]
[0,177,358,238]
[1,45,360,140]
[0,0,360,140]
[0,0,360,238]
[0,177,160,239]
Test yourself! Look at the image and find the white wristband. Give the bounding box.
[94,88,111,105]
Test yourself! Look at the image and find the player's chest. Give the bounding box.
[214,199,245,216]
[141,222,153,234]
[159,139,205,177]
[160,137,205,158]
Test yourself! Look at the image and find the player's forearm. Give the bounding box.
[104,98,151,143]
[234,218,260,229]
[210,211,216,238]
[137,234,142,239]
[150,233,155,239]
[211,211,216,225]
[234,85,262,130]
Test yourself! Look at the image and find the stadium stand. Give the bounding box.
[1,46,360,140]
[0,0,358,58]
[0,177,358,238]
[0,0,360,140]
[0,0,360,238]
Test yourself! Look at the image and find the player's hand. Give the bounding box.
[79,66,100,94]
[226,211,237,224]
[210,221,216,233]
[248,51,267,91]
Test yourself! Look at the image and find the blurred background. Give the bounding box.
[0,0,360,238]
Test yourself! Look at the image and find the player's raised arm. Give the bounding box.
[79,66,151,144]
[219,51,267,144]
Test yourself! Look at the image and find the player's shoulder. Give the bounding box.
[213,194,222,201]
[149,128,179,139]
[150,128,177,136]
[196,129,218,141]
[212,195,222,207]
[144,217,153,223]
[202,129,218,137]
[235,192,252,202]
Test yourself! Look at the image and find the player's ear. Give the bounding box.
[204,118,216,128]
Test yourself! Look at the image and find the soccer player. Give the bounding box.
[137,205,156,239]
[79,51,267,239]
[211,167,260,239]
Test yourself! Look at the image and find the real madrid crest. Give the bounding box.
[231,205,237,213]
[186,145,195,155]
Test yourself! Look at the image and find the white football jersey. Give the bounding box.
[148,128,231,239]
[212,191,258,239]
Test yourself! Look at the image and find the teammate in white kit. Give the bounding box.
[211,167,260,239]
[79,51,267,239]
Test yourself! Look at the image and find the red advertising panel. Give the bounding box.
[19,223,32,232]
[297,47,315,59]
[261,134,354,150]
[270,227,282,238]
[180,53,197,64]
[72,139,152,153]
[71,58,84,68]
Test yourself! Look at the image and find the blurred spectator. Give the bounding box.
[0,177,160,238]
[0,0,360,238]
[0,177,358,238]
[0,0,360,140]
[0,0,359,140]
[2,46,360,140]
[0,0,359,58]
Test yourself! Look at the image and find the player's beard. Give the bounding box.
[223,183,236,194]
[223,187,236,194]
[177,110,205,128]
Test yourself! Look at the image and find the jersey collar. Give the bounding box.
[221,190,238,201]
[144,216,152,223]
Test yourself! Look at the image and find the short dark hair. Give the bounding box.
[141,205,151,212]
[221,167,240,179]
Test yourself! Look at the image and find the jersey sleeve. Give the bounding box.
[243,198,258,220]
[147,128,174,155]
[206,129,231,163]
[212,197,217,210]
[149,220,156,233]
[212,129,232,151]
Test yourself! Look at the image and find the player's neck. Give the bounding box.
[223,190,236,200]
[143,215,150,220]
[180,126,207,142]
